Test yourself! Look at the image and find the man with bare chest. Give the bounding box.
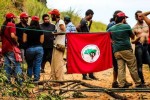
[132,10,150,85]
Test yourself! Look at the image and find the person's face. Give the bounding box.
[21,17,28,24]
[137,13,143,23]
[43,16,50,24]
[51,14,56,21]
[64,20,67,25]
[87,14,93,21]
[12,18,15,23]
[123,18,127,24]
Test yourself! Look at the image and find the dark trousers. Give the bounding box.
[112,50,118,73]
[148,44,150,56]
[135,43,150,84]
[41,48,53,70]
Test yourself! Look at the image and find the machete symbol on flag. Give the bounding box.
[66,33,112,74]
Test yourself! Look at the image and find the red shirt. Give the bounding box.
[2,22,16,54]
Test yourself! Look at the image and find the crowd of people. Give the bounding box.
[0,8,150,88]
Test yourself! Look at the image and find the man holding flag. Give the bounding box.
[76,9,98,80]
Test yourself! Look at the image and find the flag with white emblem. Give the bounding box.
[67,33,112,74]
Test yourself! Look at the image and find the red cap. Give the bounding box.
[20,12,28,18]
[117,12,128,18]
[48,9,60,16]
[6,13,16,19]
[31,16,40,21]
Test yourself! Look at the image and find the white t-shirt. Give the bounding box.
[54,19,66,45]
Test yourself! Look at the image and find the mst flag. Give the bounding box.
[67,33,112,74]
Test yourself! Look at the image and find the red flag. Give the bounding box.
[67,32,112,74]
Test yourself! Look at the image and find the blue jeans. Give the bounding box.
[20,49,26,63]
[4,51,22,84]
[26,46,43,81]
[135,43,150,84]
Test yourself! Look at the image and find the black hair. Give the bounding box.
[112,10,122,21]
[115,16,125,24]
[1,18,12,35]
[30,20,40,29]
[135,10,142,20]
[85,9,94,16]
[42,14,49,20]
[64,16,71,23]
[109,18,114,22]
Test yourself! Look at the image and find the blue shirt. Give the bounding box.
[106,21,116,30]
[66,22,76,32]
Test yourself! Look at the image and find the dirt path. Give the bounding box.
[41,63,150,100]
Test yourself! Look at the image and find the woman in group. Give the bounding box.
[23,16,44,82]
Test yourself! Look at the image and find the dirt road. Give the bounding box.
[41,63,150,100]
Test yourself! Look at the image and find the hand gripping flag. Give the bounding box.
[66,33,112,74]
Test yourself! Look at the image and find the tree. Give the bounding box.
[84,49,97,59]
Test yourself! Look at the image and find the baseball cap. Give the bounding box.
[6,13,16,19]
[48,9,60,16]
[64,15,70,21]
[20,12,28,18]
[117,12,128,18]
[31,16,40,21]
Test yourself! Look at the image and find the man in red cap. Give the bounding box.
[16,12,29,65]
[107,10,132,88]
[48,9,66,83]
[108,12,143,88]
[1,12,23,85]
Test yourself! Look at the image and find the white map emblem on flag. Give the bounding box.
[81,44,100,63]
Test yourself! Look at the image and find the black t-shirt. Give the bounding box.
[40,23,55,48]
[80,18,89,32]
[16,22,29,49]
[24,26,43,48]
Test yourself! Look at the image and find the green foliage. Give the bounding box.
[24,0,50,22]
[61,8,106,32]
[0,65,64,99]
[37,93,64,100]
[0,67,7,83]
[0,0,50,26]
[61,8,82,26]
[0,0,106,31]
[0,0,20,26]
[84,49,96,54]
[0,67,31,98]
[72,92,87,98]
[91,21,107,32]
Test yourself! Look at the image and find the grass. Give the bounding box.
[0,0,20,25]
[61,8,106,32]
[24,0,50,21]
[0,0,106,32]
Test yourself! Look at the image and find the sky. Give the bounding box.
[46,0,150,27]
